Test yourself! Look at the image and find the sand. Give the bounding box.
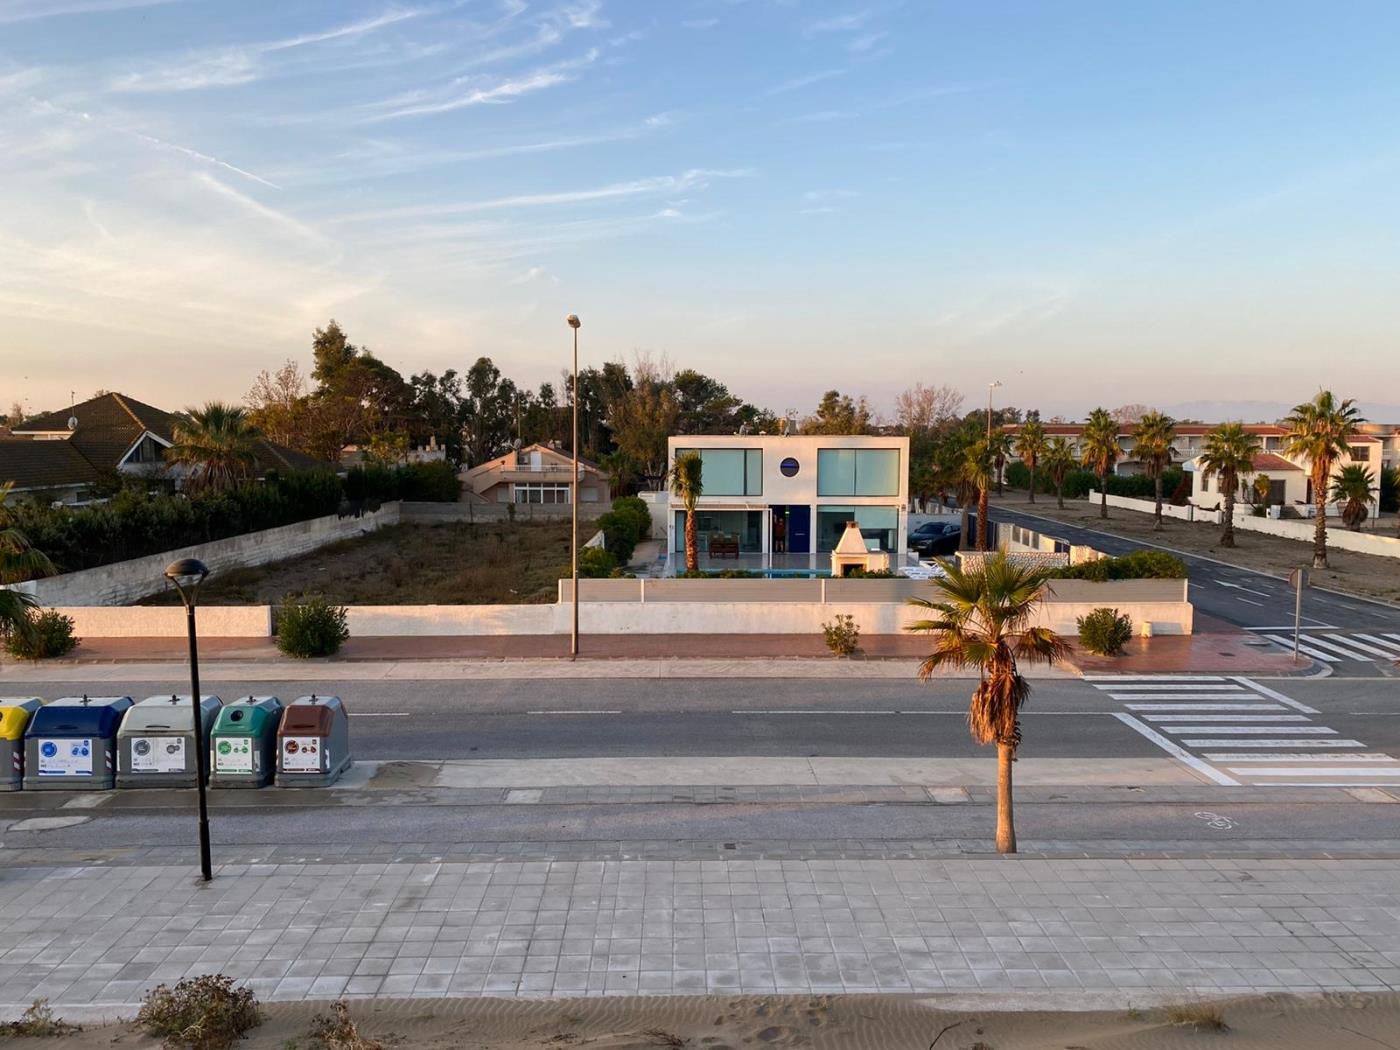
[6,993,1400,1050]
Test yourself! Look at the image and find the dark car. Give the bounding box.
[908,520,961,556]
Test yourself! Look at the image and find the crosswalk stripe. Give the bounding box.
[1165,725,1337,735]
[1205,753,1396,762]
[1300,634,1391,660]
[1144,714,1308,723]
[1124,703,1285,712]
[1182,738,1364,747]
[1228,768,1400,777]
[1090,682,1244,691]
[1104,693,1265,701]
[1385,633,1400,644]
[1084,675,1227,682]
[1355,633,1400,656]
[1263,634,1339,662]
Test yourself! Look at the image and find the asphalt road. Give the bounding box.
[988,504,1400,631]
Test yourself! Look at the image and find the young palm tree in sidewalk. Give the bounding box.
[1132,410,1176,530]
[906,554,1070,854]
[1199,422,1260,548]
[668,450,704,573]
[1283,390,1364,568]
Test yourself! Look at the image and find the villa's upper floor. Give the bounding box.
[665,434,910,506]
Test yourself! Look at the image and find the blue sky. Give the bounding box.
[3,0,1399,420]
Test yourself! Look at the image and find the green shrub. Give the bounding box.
[276,597,349,658]
[4,609,79,660]
[610,496,651,540]
[343,461,460,503]
[677,568,762,579]
[596,509,641,565]
[1051,550,1187,581]
[135,974,261,1050]
[1381,466,1398,514]
[822,614,861,656]
[577,546,618,578]
[843,567,897,578]
[1077,607,1134,656]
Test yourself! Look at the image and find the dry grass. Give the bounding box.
[306,1001,383,1050]
[2,999,82,1037]
[1163,1000,1230,1031]
[140,520,594,606]
[992,491,1400,604]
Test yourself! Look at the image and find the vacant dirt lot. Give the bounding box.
[140,520,593,606]
[993,491,1400,603]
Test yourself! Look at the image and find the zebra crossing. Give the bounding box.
[1250,629,1400,665]
[1085,674,1400,786]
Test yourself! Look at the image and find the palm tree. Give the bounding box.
[1014,420,1047,504]
[960,439,995,551]
[0,482,57,646]
[1199,422,1261,548]
[1044,437,1074,510]
[1283,391,1364,568]
[988,429,1015,497]
[167,402,260,493]
[1080,408,1121,519]
[1132,410,1177,530]
[1331,464,1374,532]
[668,450,704,573]
[906,553,1070,854]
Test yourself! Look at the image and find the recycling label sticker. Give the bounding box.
[130,736,185,773]
[37,738,94,776]
[281,736,322,772]
[215,738,254,773]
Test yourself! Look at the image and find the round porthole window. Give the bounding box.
[780,457,800,477]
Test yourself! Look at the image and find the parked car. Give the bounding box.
[908,520,961,556]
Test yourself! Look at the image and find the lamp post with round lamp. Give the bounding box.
[567,314,582,659]
[164,558,213,882]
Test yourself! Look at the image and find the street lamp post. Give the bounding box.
[165,558,213,882]
[986,380,1002,442]
[567,314,581,659]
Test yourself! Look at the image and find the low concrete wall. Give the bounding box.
[344,605,555,636]
[400,502,596,523]
[1089,489,1208,523]
[16,504,402,607]
[59,606,273,638]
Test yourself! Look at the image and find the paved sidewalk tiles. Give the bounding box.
[2,857,1398,1008]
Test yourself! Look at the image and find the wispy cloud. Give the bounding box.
[195,173,324,244]
[0,0,179,25]
[764,67,846,96]
[803,10,875,35]
[681,17,718,29]
[360,60,585,121]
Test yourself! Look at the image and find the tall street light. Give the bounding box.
[165,557,213,882]
[567,314,581,659]
[986,379,1002,442]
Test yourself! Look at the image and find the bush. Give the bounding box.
[677,568,762,579]
[1051,550,1187,581]
[577,546,618,578]
[276,596,349,658]
[596,509,641,565]
[344,461,460,503]
[1077,607,1134,656]
[610,495,651,541]
[822,613,861,656]
[135,975,261,1050]
[3,999,81,1037]
[3,609,78,660]
[308,1000,383,1050]
[843,567,897,578]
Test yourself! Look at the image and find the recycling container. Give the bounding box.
[209,696,284,789]
[276,695,351,787]
[116,694,222,788]
[23,695,133,790]
[1,698,44,791]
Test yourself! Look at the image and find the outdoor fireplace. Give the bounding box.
[830,519,891,577]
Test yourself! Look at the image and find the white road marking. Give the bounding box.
[1165,725,1337,735]
[1233,677,1320,714]
[1236,598,1264,606]
[354,712,410,717]
[1217,581,1272,597]
[1206,753,1396,762]
[527,710,622,715]
[1125,703,1286,712]
[1105,693,1263,701]
[1245,624,1338,631]
[1110,713,1237,786]
[1181,738,1365,748]
[1083,675,1227,682]
[1262,634,1339,662]
[1229,768,1400,777]
[1144,714,1309,723]
[1354,633,1400,656]
[1094,683,1246,691]
[1297,634,1389,660]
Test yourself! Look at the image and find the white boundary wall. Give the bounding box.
[1088,490,1400,558]
[15,504,402,606]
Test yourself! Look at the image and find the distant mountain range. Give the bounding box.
[1157,400,1400,424]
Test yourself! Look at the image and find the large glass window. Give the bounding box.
[673,510,762,552]
[676,448,761,496]
[816,506,899,553]
[817,448,900,496]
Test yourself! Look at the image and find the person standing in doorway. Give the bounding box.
[773,511,787,553]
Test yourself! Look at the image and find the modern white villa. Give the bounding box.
[663,434,910,573]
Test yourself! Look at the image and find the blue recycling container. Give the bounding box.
[23,695,133,790]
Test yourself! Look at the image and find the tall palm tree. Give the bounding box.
[906,553,1070,854]
[960,438,995,551]
[1132,410,1177,530]
[1331,464,1374,532]
[0,482,57,645]
[988,429,1015,497]
[1283,391,1365,568]
[1080,408,1121,519]
[1199,422,1260,548]
[1044,437,1074,510]
[1014,420,1047,504]
[668,450,704,573]
[167,402,260,493]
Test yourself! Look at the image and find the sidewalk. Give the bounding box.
[2,855,1397,1013]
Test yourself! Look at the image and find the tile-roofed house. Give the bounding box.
[2,392,332,504]
[459,442,610,506]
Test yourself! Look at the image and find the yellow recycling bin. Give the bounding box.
[1,698,45,791]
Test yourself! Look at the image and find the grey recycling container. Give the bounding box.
[1,698,45,791]
[116,694,222,788]
[23,695,133,790]
[275,695,352,787]
[209,696,283,789]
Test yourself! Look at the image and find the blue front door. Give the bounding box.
[787,506,810,553]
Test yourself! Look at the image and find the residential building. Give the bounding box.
[664,434,910,571]
[1,392,327,504]
[458,442,610,506]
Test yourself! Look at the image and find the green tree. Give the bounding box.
[800,390,873,435]
[1080,408,1121,519]
[1283,391,1365,568]
[1044,436,1074,510]
[461,357,519,466]
[1132,410,1177,530]
[669,450,704,573]
[1331,464,1375,532]
[1199,422,1261,548]
[1014,420,1047,504]
[609,374,680,485]
[988,429,1014,496]
[0,482,56,645]
[906,553,1070,854]
[961,438,995,551]
[167,402,260,492]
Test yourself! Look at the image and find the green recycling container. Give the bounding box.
[209,696,283,789]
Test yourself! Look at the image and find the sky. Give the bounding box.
[2,0,1400,422]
